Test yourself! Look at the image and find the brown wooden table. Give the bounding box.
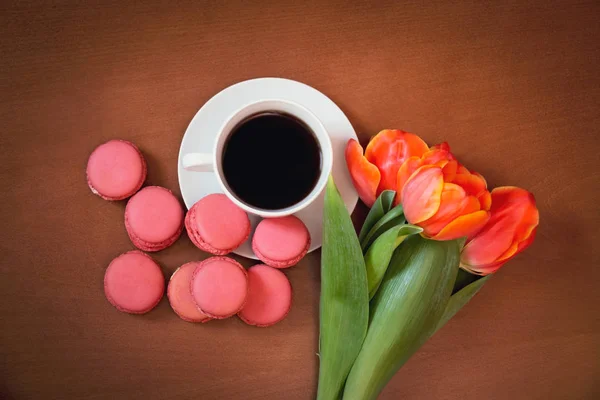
[2,1,599,399]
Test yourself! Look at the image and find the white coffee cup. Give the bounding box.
[182,99,333,218]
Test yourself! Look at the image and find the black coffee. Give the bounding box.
[222,112,321,210]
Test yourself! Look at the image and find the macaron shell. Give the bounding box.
[167,263,211,323]
[128,222,183,253]
[187,194,251,253]
[87,140,146,200]
[125,186,184,246]
[104,251,165,314]
[184,208,230,255]
[190,257,248,319]
[252,216,310,268]
[238,264,292,327]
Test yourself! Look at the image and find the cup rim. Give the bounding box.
[212,98,333,218]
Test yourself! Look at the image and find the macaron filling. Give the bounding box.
[125,186,184,252]
[185,194,250,255]
[252,216,310,268]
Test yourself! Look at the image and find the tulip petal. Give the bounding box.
[496,242,519,262]
[431,142,452,154]
[346,139,380,207]
[402,165,443,224]
[456,165,470,175]
[490,186,535,211]
[419,183,466,237]
[516,226,537,254]
[461,196,482,215]
[431,210,490,241]
[442,160,458,182]
[463,227,537,275]
[490,187,539,242]
[461,213,517,266]
[473,172,488,186]
[421,189,481,238]
[395,156,422,204]
[453,172,487,197]
[478,190,492,211]
[461,259,506,276]
[476,187,539,261]
[421,147,451,167]
[489,186,521,210]
[496,221,538,263]
[365,130,429,194]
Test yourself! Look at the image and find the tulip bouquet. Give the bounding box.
[318,130,539,400]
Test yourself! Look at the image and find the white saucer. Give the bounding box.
[178,78,358,259]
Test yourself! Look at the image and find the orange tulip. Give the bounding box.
[396,142,492,240]
[345,129,429,207]
[460,187,539,275]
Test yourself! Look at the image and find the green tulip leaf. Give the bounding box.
[359,190,396,244]
[360,203,405,252]
[434,273,491,334]
[365,224,423,299]
[343,236,460,400]
[317,176,369,400]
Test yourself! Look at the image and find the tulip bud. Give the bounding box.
[461,186,539,275]
[399,143,491,241]
[345,130,429,207]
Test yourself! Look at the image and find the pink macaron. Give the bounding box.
[190,257,248,319]
[86,139,147,200]
[185,194,251,255]
[252,216,310,268]
[167,262,211,323]
[238,264,292,327]
[104,251,165,314]
[125,186,184,252]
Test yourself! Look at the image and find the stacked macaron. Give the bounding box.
[87,140,146,201]
[89,139,309,326]
[252,215,311,268]
[167,257,293,327]
[185,193,251,255]
[125,186,184,252]
[104,251,165,314]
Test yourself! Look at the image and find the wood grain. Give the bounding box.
[1,1,599,399]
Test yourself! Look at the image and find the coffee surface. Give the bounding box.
[222,112,321,210]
